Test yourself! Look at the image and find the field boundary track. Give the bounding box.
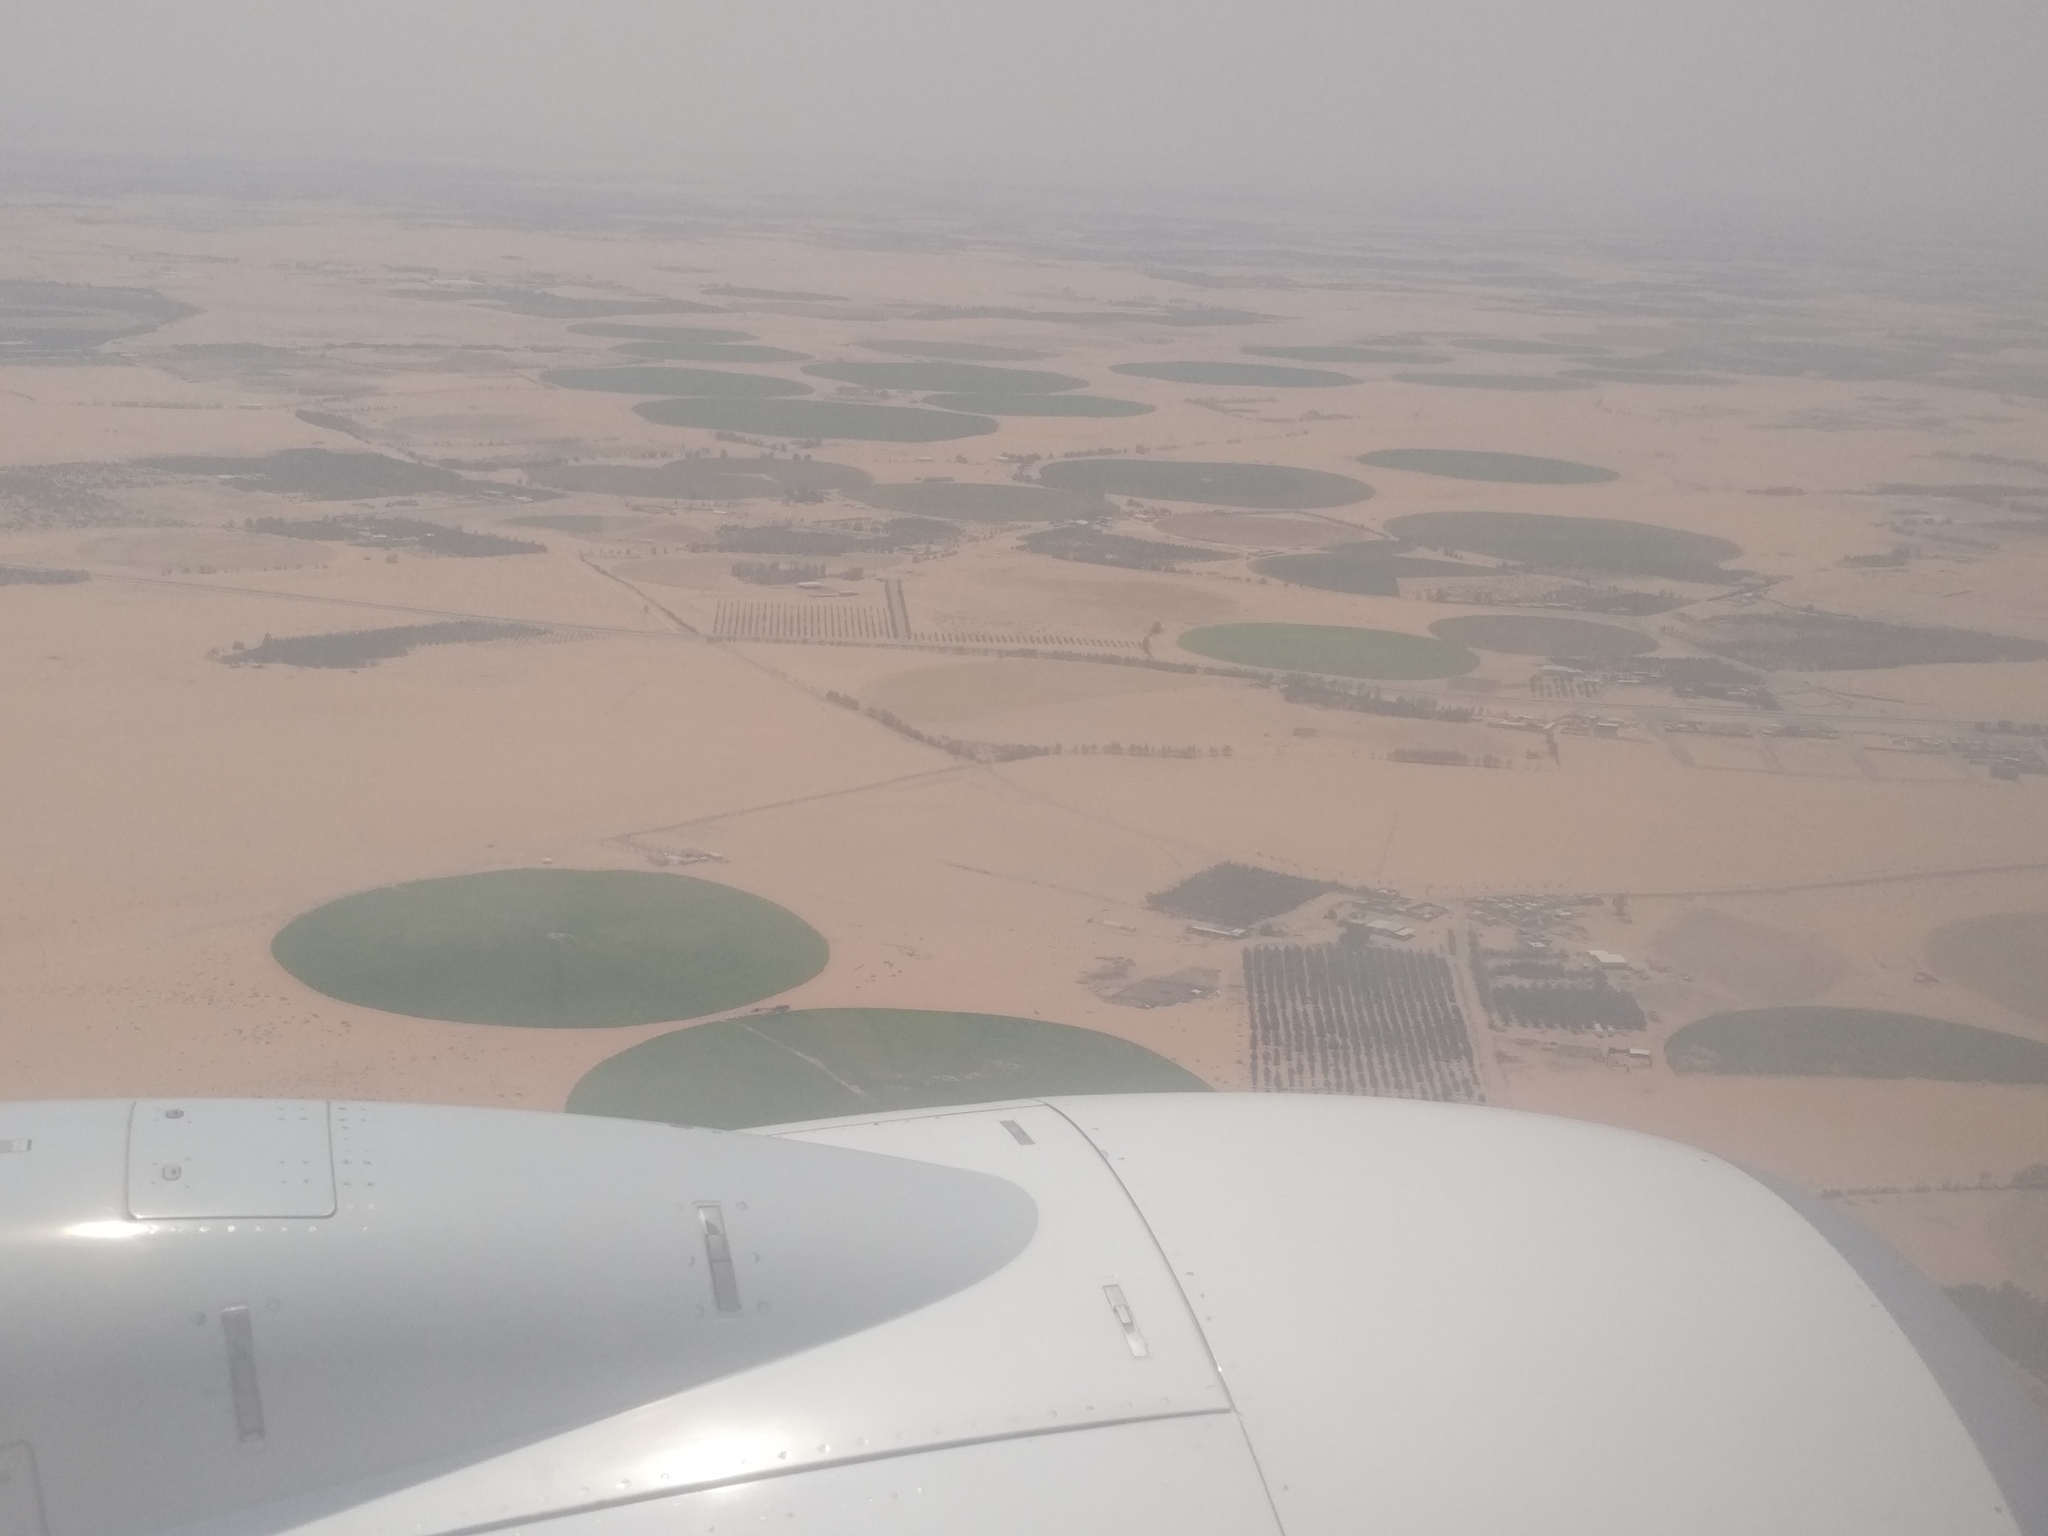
[79,571,694,642]
[1616,859,2048,901]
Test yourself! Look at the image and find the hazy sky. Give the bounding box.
[5,1,2044,221]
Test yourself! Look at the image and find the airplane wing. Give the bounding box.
[3,1094,2044,1536]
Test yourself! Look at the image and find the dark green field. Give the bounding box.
[1246,345,1452,364]
[616,339,812,363]
[1038,459,1374,509]
[541,366,811,397]
[1384,510,1741,582]
[1393,372,1593,392]
[1111,360,1360,387]
[805,360,1087,394]
[1667,1007,2048,1083]
[849,482,1113,522]
[635,398,999,442]
[1253,544,1477,596]
[1686,612,2048,670]
[272,869,826,1028]
[1925,914,2048,1023]
[1179,622,1477,679]
[1358,449,1618,484]
[566,1007,1208,1127]
[922,392,1153,417]
[1428,614,1655,658]
[862,339,1052,361]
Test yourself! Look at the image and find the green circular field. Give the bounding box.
[542,367,811,397]
[272,869,827,1028]
[1179,622,1477,679]
[1428,614,1655,658]
[635,398,998,442]
[1358,449,1618,485]
[1667,1007,2048,1083]
[1245,345,1452,365]
[922,392,1153,417]
[805,361,1087,394]
[1925,914,2048,1024]
[1038,459,1374,509]
[849,482,1114,522]
[1392,372,1593,392]
[862,339,1052,361]
[616,339,812,363]
[1384,510,1740,582]
[566,1007,1209,1127]
[1112,361,1359,388]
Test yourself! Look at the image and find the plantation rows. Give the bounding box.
[713,601,897,641]
[1245,942,1481,1102]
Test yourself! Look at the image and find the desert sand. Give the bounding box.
[4,192,2047,1334]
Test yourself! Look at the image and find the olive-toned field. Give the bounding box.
[3,191,2047,1368]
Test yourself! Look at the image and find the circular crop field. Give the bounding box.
[636,398,998,442]
[1112,360,1359,388]
[1667,1007,2048,1083]
[862,339,1051,361]
[567,1007,1209,1128]
[1385,510,1740,582]
[848,482,1111,522]
[1245,345,1452,365]
[1392,372,1593,392]
[1179,622,1477,679]
[616,339,811,363]
[1357,449,1618,485]
[1925,914,2048,1024]
[273,869,826,1028]
[921,392,1152,417]
[1428,615,1655,658]
[805,361,1086,394]
[541,366,810,397]
[1039,459,1374,509]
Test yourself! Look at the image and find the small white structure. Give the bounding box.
[1589,949,1632,969]
[1363,920,1416,940]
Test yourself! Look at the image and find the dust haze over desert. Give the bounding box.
[5,1,2048,1388]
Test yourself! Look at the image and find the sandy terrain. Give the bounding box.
[4,192,2047,1320]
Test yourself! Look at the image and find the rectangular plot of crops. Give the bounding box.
[712,601,896,642]
[1244,942,1481,1102]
